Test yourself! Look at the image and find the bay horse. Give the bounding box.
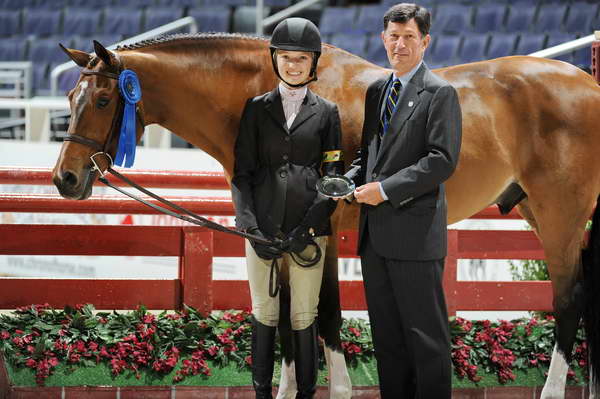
[52,34,600,398]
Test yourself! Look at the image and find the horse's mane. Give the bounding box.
[115,32,267,52]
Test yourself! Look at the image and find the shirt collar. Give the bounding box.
[278,82,307,102]
[393,60,423,87]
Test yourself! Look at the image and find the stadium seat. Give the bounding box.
[117,0,155,8]
[428,34,461,68]
[318,7,357,35]
[0,10,21,37]
[71,34,122,53]
[0,0,35,8]
[63,8,102,37]
[0,38,27,61]
[505,4,537,33]
[472,4,507,34]
[329,33,368,58]
[232,6,270,34]
[203,0,247,6]
[432,4,473,35]
[188,7,231,33]
[564,2,599,36]
[32,63,49,95]
[514,33,546,55]
[56,64,80,95]
[263,0,292,8]
[366,33,387,67]
[572,45,591,70]
[355,5,388,34]
[31,0,68,8]
[487,33,518,59]
[67,0,110,8]
[533,4,568,33]
[102,7,144,38]
[145,8,185,31]
[28,37,72,64]
[459,33,489,64]
[23,9,62,37]
[155,0,199,6]
[546,31,576,63]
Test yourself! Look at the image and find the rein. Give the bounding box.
[64,60,321,297]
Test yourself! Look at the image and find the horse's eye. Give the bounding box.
[97,97,110,109]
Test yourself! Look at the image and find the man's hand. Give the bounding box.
[354,182,385,206]
[248,227,283,260]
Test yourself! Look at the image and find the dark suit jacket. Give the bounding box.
[355,63,462,260]
[231,87,343,238]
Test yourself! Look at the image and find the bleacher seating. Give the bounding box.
[0,0,596,97]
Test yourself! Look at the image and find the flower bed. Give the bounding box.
[0,304,589,387]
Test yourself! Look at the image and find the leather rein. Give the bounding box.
[63,62,321,296]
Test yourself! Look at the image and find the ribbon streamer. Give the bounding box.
[115,70,142,168]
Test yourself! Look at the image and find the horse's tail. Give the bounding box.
[583,195,600,386]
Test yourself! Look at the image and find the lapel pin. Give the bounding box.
[408,101,414,107]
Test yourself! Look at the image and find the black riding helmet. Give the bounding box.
[269,17,322,88]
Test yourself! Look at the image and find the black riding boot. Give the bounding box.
[251,316,276,399]
[293,322,318,399]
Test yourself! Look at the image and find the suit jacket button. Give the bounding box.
[284,137,290,142]
[282,154,288,161]
[280,170,288,178]
[372,172,377,179]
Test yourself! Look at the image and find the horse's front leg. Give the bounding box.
[276,360,297,399]
[540,343,570,399]
[324,344,352,398]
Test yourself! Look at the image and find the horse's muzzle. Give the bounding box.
[53,167,95,200]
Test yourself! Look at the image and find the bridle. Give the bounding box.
[63,62,145,176]
[62,58,322,296]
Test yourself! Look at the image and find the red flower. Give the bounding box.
[0,331,9,340]
[348,327,361,337]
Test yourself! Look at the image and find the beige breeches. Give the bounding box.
[245,236,327,331]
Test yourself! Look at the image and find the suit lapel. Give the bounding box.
[374,64,427,168]
[365,77,389,178]
[289,89,317,133]
[264,87,288,133]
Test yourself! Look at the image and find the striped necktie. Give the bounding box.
[380,79,402,136]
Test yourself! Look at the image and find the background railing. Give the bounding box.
[0,167,548,316]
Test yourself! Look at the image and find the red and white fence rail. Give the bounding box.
[0,167,549,316]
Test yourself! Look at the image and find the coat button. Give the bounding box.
[372,172,377,179]
[280,170,288,178]
[282,154,288,161]
[284,137,290,142]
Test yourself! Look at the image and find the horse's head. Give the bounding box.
[53,41,142,200]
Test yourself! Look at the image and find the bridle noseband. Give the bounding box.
[63,63,145,176]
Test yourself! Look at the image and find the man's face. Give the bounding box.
[381,18,430,76]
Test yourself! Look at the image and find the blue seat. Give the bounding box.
[263,0,292,7]
[366,33,388,67]
[102,7,144,38]
[0,38,27,61]
[55,64,81,95]
[145,8,185,31]
[0,0,35,8]
[63,8,102,37]
[23,9,62,37]
[188,7,231,33]
[0,10,21,37]
[572,45,591,70]
[546,32,576,63]
[155,0,198,6]
[329,33,367,58]
[117,0,155,7]
[318,7,357,35]
[514,33,546,55]
[432,5,473,35]
[564,2,599,35]
[28,37,72,63]
[533,4,568,33]
[487,33,517,59]
[71,34,122,53]
[459,33,489,63]
[428,34,461,68]
[355,5,388,34]
[33,62,50,95]
[232,6,270,34]
[67,0,110,8]
[505,4,537,33]
[31,0,68,8]
[203,0,247,6]
[472,4,507,34]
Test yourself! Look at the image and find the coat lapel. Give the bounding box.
[374,64,427,168]
[365,77,389,179]
[289,89,317,133]
[264,87,288,133]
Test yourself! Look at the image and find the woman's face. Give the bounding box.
[276,50,313,87]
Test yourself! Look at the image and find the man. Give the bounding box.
[352,3,462,398]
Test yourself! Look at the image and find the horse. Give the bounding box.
[51,34,600,398]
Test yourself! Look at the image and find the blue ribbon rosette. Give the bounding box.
[115,69,142,168]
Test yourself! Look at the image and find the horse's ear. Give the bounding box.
[93,40,116,67]
[59,43,91,68]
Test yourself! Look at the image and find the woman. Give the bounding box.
[231,18,344,399]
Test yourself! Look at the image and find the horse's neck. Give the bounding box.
[121,44,273,174]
